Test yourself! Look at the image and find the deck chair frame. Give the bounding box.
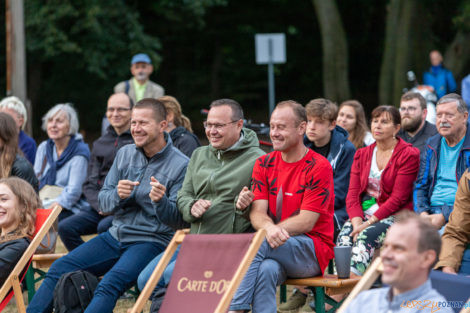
[130,229,266,313]
[0,205,62,313]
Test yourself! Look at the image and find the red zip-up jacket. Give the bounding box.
[346,138,420,220]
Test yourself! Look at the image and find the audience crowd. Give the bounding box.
[1,52,470,313]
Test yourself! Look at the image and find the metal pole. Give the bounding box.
[268,39,275,115]
[5,0,12,96]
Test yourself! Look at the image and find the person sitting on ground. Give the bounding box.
[423,50,457,100]
[57,93,134,252]
[26,98,188,313]
[337,105,420,276]
[0,177,41,286]
[137,98,264,311]
[342,211,453,313]
[228,100,335,313]
[279,98,356,313]
[397,92,438,155]
[414,93,470,230]
[34,104,90,221]
[0,96,37,164]
[435,169,470,276]
[158,95,200,157]
[337,100,374,149]
[0,113,38,191]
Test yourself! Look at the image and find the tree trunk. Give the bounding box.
[444,31,470,82]
[312,0,350,102]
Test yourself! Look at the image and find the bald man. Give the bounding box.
[58,93,135,251]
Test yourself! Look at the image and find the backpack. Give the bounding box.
[53,270,99,313]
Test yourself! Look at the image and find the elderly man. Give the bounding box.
[435,169,470,276]
[423,50,457,100]
[414,93,470,229]
[0,96,36,164]
[57,93,134,251]
[136,99,264,311]
[342,211,453,313]
[27,99,188,313]
[397,92,437,154]
[228,100,335,313]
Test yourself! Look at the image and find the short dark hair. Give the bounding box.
[401,92,426,110]
[437,93,467,114]
[134,98,166,122]
[305,98,338,122]
[394,211,441,268]
[371,105,401,126]
[210,99,244,121]
[275,100,307,126]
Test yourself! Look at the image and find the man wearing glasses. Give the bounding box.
[397,92,437,154]
[58,93,134,251]
[136,98,264,311]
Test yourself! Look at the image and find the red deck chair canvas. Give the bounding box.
[131,229,265,313]
[0,205,62,313]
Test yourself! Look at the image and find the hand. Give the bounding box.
[350,217,367,243]
[265,224,290,248]
[430,213,446,229]
[117,180,139,199]
[190,199,212,218]
[236,186,255,211]
[442,266,457,274]
[149,176,166,202]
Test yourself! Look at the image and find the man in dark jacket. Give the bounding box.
[280,98,355,313]
[414,93,470,230]
[58,93,134,251]
[28,98,188,313]
[397,92,438,155]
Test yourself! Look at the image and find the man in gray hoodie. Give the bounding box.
[27,98,189,313]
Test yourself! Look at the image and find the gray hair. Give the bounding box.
[0,96,27,130]
[436,93,467,114]
[41,103,79,135]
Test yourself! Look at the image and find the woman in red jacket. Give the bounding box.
[337,105,420,275]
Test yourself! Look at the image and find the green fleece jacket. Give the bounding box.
[177,128,265,234]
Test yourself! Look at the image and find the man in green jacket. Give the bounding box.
[137,99,265,310]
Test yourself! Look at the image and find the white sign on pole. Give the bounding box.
[255,33,286,64]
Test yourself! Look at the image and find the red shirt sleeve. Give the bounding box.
[251,154,270,201]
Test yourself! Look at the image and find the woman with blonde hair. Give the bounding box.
[0,177,41,285]
[337,100,374,149]
[159,96,200,157]
[0,113,38,191]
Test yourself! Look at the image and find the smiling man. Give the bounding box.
[228,100,335,313]
[342,211,452,313]
[27,98,188,313]
[414,93,470,229]
[57,93,135,252]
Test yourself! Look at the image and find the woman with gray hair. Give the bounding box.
[34,103,90,220]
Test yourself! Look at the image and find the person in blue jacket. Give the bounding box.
[423,50,457,100]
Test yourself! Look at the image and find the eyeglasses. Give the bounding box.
[107,107,131,113]
[203,120,238,131]
[399,106,418,113]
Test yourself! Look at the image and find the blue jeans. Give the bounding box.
[229,235,320,313]
[27,231,164,313]
[459,247,470,275]
[137,246,180,291]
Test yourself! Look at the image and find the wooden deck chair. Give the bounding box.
[0,205,62,313]
[338,257,470,313]
[130,229,266,313]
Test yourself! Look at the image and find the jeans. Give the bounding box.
[26,231,164,313]
[58,206,114,251]
[459,247,470,275]
[137,246,180,291]
[229,235,320,313]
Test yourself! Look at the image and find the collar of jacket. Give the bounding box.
[427,121,470,150]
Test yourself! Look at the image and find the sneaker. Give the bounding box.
[299,290,315,313]
[278,288,307,313]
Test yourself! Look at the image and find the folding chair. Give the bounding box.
[0,205,62,313]
[338,257,470,313]
[130,229,266,313]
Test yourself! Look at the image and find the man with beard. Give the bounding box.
[397,92,437,154]
[414,93,470,230]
